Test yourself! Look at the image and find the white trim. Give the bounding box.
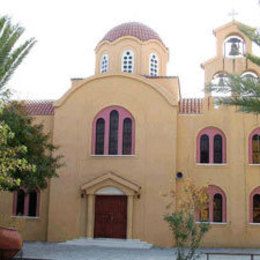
[96,186,125,195]
[11,216,40,220]
[196,163,227,166]
[90,154,136,157]
[196,221,227,225]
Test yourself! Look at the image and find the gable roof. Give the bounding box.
[24,100,54,116]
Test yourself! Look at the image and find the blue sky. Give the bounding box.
[2,0,260,100]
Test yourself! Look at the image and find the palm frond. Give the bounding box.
[0,15,36,98]
[216,96,260,114]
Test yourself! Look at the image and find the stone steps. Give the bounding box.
[60,238,153,249]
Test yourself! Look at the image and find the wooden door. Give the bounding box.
[94,195,127,239]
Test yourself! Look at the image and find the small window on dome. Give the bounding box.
[149,53,159,76]
[100,54,109,73]
[224,36,245,58]
[121,50,134,73]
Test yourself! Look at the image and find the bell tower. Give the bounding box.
[201,20,260,96]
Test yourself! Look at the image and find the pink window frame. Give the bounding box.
[248,128,260,164]
[92,105,135,155]
[249,186,260,223]
[13,188,40,217]
[196,127,226,163]
[196,185,227,223]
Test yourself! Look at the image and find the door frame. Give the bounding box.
[94,194,127,238]
[81,172,140,239]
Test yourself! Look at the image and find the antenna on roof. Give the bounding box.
[228,9,238,21]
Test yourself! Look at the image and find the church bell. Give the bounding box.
[229,42,240,56]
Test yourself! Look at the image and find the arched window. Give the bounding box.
[253,194,260,223]
[149,53,159,76]
[249,128,260,164]
[92,106,135,155]
[13,189,40,217]
[213,193,223,222]
[121,50,134,73]
[249,187,260,223]
[200,134,209,163]
[28,190,38,217]
[122,118,132,155]
[95,118,105,155]
[197,127,226,164]
[16,189,25,216]
[224,35,245,58]
[198,185,226,223]
[100,54,109,73]
[241,71,258,81]
[109,110,119,155]
[214,135,223,163]
[210,73,231,97]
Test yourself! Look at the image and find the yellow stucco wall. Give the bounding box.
[47,74,177,246]
[95,37,169,76]
[1,20,260,248]
[177,101,260,248]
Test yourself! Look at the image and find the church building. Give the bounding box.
[1,20,260,248]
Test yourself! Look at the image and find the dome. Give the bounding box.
[100,22,165,45]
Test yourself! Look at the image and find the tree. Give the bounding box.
[0,115,34,191]
[207,23,260,114]
[164,179,210,260]
[0,15,36,191]
[0,102,62,191]
[0,15,36,98]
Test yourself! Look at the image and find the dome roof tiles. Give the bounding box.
[100,22,165,46]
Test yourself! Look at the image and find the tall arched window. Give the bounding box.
[149,53,159,76]
[213,193,223,222]
[28,190,38,217]
[121,50,134,73]
[249,128,260,164]
[214,135,223,163]
[198,185,226,223]
[95,118,105,155]
[249,187,260,223]
[197,127,226,164]
[122,118,132,155]
[13,189,40,217]
[100,54,109,73]
[253,194,260,223]
[109,110,119,155]
[92,106,135,155]
[16,189,25,216]
[200,134,209,163]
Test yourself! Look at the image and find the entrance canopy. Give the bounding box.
[81,172,141,196]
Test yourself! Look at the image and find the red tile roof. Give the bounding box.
[24,100,54,116]
[179,98,203,114]
[100,22,165,46]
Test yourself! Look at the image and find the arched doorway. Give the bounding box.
[94,187,127,238]
[80,172,141,239]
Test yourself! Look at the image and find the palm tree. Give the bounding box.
[208,23,260,114]
[0,15,36,98]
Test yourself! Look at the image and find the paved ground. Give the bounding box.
[15,242,260,260]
